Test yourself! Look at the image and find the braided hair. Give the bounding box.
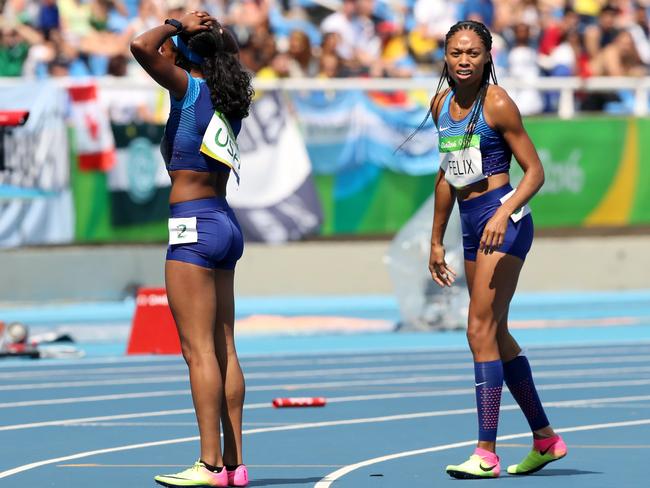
[401,20,498,151]
[176,23,254,119]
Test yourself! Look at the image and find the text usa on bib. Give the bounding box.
[200,111,241,184]
[439,134,485,189]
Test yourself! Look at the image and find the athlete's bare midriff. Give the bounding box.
[456,173,510,202]
[169,169,229,204]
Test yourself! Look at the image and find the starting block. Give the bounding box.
[126,288,181,355]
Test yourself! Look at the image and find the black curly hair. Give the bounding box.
[400,20,498,152]
[176,23,254,120]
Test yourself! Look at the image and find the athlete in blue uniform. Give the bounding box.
[425,21,568,479]
[131,11,253,488]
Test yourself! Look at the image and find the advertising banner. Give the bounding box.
[0,81,73,247]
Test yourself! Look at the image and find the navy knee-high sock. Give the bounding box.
[503,355,549,431]
[474,360,504,442]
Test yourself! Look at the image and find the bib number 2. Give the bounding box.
[168,217,198,245]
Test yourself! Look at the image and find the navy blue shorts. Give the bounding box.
[458,184,534,262]
[166,197,244,270]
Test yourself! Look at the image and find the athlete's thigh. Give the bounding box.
[469,251,523,324]
[166,260,217,346]
[465,259,477,296]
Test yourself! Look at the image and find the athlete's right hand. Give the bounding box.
[179,11,216,34]
[429,243,456,287]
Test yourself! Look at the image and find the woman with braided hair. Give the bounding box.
[423,20,567,479]
[131,10,253,488]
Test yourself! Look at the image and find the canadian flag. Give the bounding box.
[68,84,115,171]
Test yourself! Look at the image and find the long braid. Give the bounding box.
[395,61,449,153]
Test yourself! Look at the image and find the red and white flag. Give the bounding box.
[68,84,115,171]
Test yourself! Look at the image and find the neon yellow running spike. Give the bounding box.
[507,436,568,475]
[154,461,228,487]
[446,454,501,479]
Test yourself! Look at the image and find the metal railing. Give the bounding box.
[2,75,650,119]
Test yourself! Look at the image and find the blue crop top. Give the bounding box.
[437,89,512,181]
[161,72,242,172]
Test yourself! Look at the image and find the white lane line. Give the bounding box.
[2,398,649,481]
[2,342,649,372]
[4,377,650,410]
[2,388,649,433]
[4,364,650,392]
[313,418,650,488]
[5,353,650,382]
[0,401,269,432]
[0,390,191,409]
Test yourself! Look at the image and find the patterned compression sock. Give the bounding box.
[474,360,504,442]
[503,355,550,431]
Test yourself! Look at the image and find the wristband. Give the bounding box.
[164,18,183,33]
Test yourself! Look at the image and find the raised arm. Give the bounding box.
[129,11,215,99]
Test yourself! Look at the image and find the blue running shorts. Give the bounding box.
[458,184,534,262]
[166,197,244,270]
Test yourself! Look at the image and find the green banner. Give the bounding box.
[72,124,169,243]
[513,117,650,227]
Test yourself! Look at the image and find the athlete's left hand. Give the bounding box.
[179,11,216,34]
[479,209,509,254]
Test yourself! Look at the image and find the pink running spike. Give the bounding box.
[534,435,567,456]
[227,464,249,487]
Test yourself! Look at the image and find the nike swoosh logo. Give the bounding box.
[439,126,451,132]
[475,381,487,387]
[540,442,556,456]
[479,463,497,472]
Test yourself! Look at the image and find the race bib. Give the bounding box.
[200,111,241,184]
[439,134,485,188]
[499,188,532,223]
[168,217,198,245]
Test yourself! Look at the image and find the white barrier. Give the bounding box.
[2,76,650,119]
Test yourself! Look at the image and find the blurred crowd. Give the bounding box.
[1,1,650,95]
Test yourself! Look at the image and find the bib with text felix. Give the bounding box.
[439,134,486,189]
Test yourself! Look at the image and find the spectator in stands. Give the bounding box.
[318,51,343,77]
[370,20,417,78]
[507,22,544,114]
[540,27,588,77]
[584,4,621,58]
[538,7,580,58]
[129,0,165,37]
[320,0,357,62]
[410,0,458,64]
[459,0,495,28]
[287,29,317,76]
[256,51,290,78]
[590,28,647,75]
[628,1,650,66]
[228,0,270,45]
[38,0,60,35]
[352,0,381,72]
[238,19,276,72]
[572,0,605,28]
[0,19,42,76]
[89,0,126,31]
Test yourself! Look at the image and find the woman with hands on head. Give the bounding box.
[424,20,567,480]
[130,10,253,488]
